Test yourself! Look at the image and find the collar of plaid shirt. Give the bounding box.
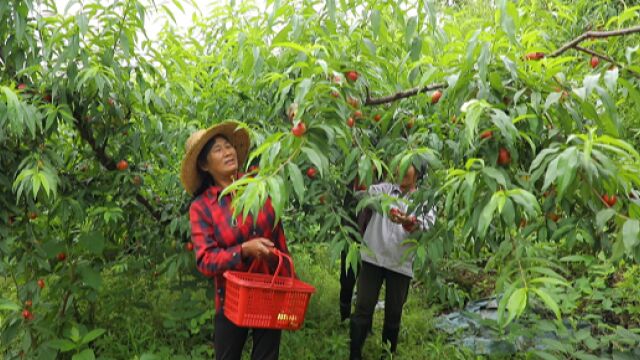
[188,181,291,312]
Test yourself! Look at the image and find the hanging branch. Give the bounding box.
[364,82,447,106]
[574,45,640,78]
[548,25,640,58]
[365,25,640,106]
[71,107,162,222]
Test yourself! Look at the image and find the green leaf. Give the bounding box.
[77,232,105,255]
[287,162,305,203]
[506,288,527,325]
[531,288,561,319]
[482,167,507,187]
[267,175,286,222]
[622,219,640,251]
[477,193,499,237]
[301,146,325,177]
[81,329,105,345]
[405,16,417,45]
[72,349,96,360]
[507,189,541,215]
[0,299,20,311]
[47,339,78,352]
[595,208,616,229]
[371,9,381,38]
[529,277,569,287]
[78,265,102,290]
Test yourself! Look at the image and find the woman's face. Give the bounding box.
[199,136,238,182]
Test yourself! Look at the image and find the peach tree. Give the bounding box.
[1,0,640,358]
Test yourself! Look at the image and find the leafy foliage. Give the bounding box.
[1,0,640,358]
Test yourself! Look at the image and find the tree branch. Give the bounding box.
[574,45,640,78]
[365,83,447,106]
[71,107,162,221]
[549,25,640,57]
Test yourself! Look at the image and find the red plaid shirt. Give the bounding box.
[189,182,292,312]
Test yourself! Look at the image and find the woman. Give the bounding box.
[180,120,292,360]
[349,164,435,359]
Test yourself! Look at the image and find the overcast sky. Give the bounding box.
[51,0,216,39]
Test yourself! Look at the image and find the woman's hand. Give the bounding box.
[241,237,274,259]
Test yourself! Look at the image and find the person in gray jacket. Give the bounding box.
[349,164,436,359]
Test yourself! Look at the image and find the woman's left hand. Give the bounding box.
[240,237,274,259]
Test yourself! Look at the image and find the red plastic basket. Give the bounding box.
[223,249,315,330]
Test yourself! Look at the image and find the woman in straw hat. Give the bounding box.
[181,120,292,360]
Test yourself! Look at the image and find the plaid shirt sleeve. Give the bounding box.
[189,197,246,277]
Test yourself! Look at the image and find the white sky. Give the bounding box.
[50,0,247,39]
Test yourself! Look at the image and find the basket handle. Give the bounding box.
[270,248,296,285]
[246,248,296,287]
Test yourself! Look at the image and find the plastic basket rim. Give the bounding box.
[224,270,316,293]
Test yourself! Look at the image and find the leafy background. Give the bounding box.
[1,0,640,359]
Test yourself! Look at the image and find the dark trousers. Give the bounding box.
[214,312,281,360]
[349,262,411,360]
[339,248,360,321]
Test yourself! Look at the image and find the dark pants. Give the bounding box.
[214,312,281,360]
[349,262,411,360]
[339,248,360,321]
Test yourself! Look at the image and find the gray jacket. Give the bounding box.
[360,183,436,278]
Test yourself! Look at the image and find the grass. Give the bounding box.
[2,244,480,359]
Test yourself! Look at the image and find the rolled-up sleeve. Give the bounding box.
[189,200,244,277]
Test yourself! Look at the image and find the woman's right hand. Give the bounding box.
[241,237,274,259]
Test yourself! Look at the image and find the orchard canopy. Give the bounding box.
[2,0,640,359]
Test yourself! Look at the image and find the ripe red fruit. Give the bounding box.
[590,56,600,69]
[602,194,617,207]
[17,83,27,90]
[547,213,560,222]
[28,212,38,220]
[389,208,404,219]
[347,117,355,128]
[292,122,306,137]
[330,90,340,98]
[132,175,142,186]
[480,130,493,140]
[346,71,358,82]
[431,90,442,104]
[373,114,382,122]
[306,167,317,178]
[57,252,66,261]
[185,242,194,251]
[406,118,415,129]
[497,147,511,166]
[37,279,45,289]
[354,110,363,119]
[116,160,128,171]
[25,300,32,308]
[22,309,33,320]
[347,96,360,108]
[524,52,545,61]
[248,165,259,173]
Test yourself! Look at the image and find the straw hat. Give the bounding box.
[180,120,250,195]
